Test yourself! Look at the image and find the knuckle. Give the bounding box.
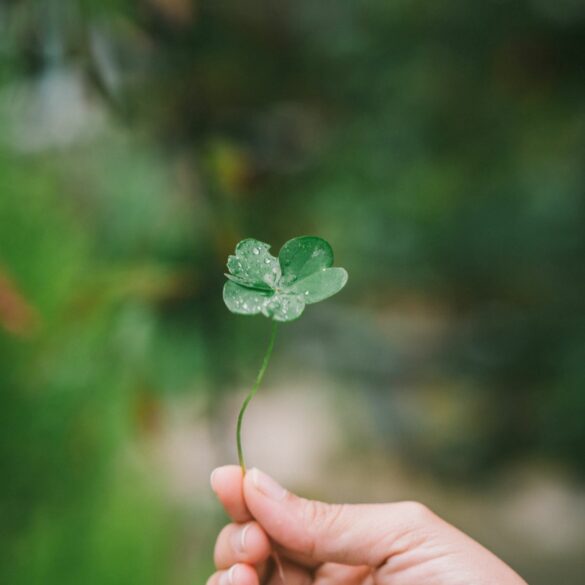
[302,499,327,528]
[400,501,436,526]
[325,502,348,534]
[377,502,437,564]
[302,499,347,541]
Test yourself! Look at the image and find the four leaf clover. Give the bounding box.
[223,236,348,322]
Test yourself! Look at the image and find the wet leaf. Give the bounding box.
[262,293,305,321]
[278,236,333,286]
[223,236,348,322]
[223,281,271,315]
[226,239,281,289]
[288,267,348,304]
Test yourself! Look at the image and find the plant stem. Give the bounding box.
[237,320,279,473]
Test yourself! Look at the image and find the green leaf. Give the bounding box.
[278,236,333,286]
[227,239,281,289]
[288,267,348,304]
[262,293,305,322]
[223,281,272,315]
[223,235,348,322]
[224,273,267,290]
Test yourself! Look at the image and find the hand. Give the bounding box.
[208,465,527,585]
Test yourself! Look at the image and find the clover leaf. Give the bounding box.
[223,236,348,322]
[223,235,348,474]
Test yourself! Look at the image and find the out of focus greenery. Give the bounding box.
[1,0,584,583]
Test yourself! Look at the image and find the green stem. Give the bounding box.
[237,321,279,473]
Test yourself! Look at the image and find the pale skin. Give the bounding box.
[208,466,528,585]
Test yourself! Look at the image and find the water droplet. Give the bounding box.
[264,258,271,264]
[252,247,260,255]
[304,291,309,296]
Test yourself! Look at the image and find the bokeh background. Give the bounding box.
[1,1,585,583]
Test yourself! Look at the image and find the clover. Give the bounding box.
[223,236,348,322]
[223,236,348,471]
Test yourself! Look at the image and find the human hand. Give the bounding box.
[207,465,527,585]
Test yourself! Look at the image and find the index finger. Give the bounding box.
[210,465,253,523]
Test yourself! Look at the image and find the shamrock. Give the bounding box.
[223,235,348,473]
[223,236,348,322]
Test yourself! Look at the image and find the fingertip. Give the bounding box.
[214,521,272,569]
[210,465,252,523]
[212,564,257,585]
[232,563,259,585]
[210,465,242,493]
[245,468,288,501]
[242,522,271,563]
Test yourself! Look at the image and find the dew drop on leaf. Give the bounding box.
[224,236,346,322]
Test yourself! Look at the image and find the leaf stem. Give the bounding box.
[237,320,279,473]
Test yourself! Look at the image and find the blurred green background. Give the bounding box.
[1,1,584,583]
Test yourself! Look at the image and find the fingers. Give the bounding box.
[206,564,259,585]
[209,551,311,585]
[313,563,372,584]
[211,465,253,523]
[214,522,272,570]
[265,560,312,585]
[243,468,438,567]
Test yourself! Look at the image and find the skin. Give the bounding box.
[208,466,528,585]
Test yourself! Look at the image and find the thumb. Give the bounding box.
[243,468,435,567]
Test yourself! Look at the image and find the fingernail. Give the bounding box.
[251,468,287,501]
[231,523,251,554]
[210,468,219,492]
[220,565,236,585]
